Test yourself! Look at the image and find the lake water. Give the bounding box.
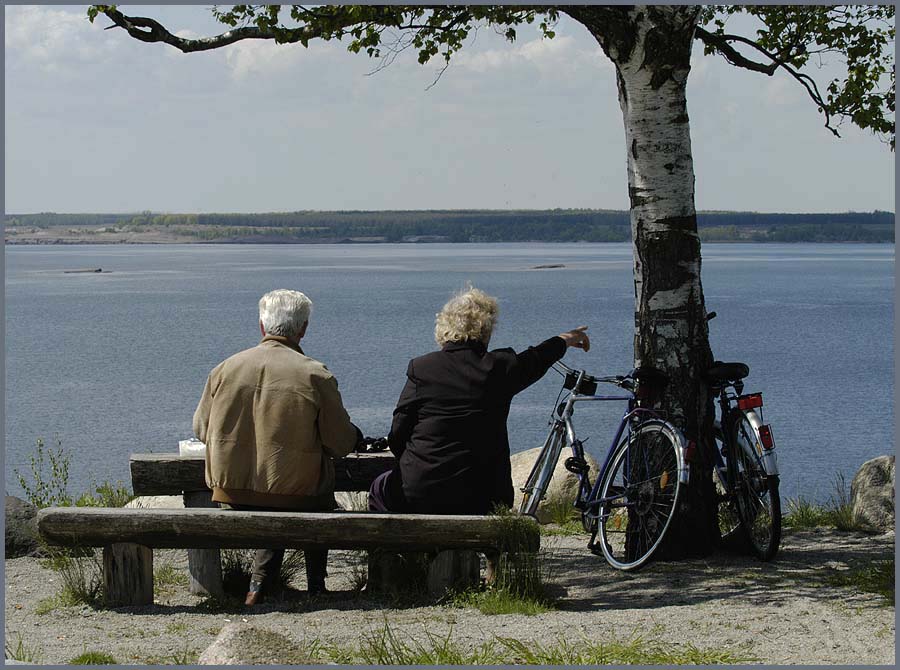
[4,243,894,504]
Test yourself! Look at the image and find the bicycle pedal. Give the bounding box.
[564,457,589,475]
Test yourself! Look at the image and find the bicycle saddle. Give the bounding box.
[704,361,750,383]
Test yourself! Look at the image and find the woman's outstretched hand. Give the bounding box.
[559,326,590,352]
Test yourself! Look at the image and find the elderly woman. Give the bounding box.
[369,286,590,514]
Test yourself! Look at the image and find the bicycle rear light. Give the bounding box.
[758,424,774,450]
[737,393,763,410]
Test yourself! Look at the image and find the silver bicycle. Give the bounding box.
[518,361,689,570]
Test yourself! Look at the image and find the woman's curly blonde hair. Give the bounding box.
[434,286,499,347]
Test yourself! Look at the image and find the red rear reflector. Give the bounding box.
[738,393,763,410]
[758,424,774,450]
[684,440,697,462]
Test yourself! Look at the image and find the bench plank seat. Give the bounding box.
[130,452,396,496]
[37,507,540,553]
[38,507,538,605]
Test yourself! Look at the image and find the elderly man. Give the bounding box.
[193,289,361,605]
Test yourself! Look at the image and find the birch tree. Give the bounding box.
[88,4,895,555]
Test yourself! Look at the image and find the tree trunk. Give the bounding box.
[575,5,719,557]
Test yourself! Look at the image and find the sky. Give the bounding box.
[4,4,896,214]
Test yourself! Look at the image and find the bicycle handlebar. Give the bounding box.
[552,361,631,391]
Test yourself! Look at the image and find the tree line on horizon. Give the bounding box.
[4,209,894,243]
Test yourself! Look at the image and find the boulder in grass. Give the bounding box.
[850,455,895,533]
[199,623,317,665]
[510,447,599,524]
[4,496,39,558]
[125,495,185,509]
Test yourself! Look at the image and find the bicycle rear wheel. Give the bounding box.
[730,413,781,560]
[713,429,742,541]
[595,421,682,570]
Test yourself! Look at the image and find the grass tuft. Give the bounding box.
[154,562,189,594]
[68,650,118,665]
[37,548,103,611]
[451,587,554,615]
[825,558,895,605]
[784,473,867,532]
[497,634,757,665]
[5,631,43,663]
[327,621,756,665]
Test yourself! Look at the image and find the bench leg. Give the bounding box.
[183,491,224,598]
[103,543,153,607]
[366,550,430,595]
[426,549,480,598]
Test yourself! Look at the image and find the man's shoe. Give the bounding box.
[245,580,263,606]
[308,581,327,596]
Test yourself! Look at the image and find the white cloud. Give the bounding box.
[453,34,610,78]
[764,74,806,107]
[5,5,118,73]
[223,37,345,80]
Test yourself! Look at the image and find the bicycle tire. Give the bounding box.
[595,420,683,570]
[713,428,742,541]
[729,412,781,560]
[518,425,565,518]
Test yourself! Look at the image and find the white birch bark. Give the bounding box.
[585,5,712,435]
[573,5,720,555]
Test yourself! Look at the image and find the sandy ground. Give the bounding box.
[4,527,894,665]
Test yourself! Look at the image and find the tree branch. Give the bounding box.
[99,7,341,52]
[695,26,840,138]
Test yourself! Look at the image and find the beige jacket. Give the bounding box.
[193,335,358,509]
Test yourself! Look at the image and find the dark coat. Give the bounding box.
[388,336,566,513]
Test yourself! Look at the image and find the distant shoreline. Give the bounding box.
[4,237,894,245]
[5,209,894,244]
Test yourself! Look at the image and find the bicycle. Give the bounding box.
[518,361,689,570]
[705,314,781,560]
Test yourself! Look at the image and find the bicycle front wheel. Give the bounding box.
[518,425,565,518]
[596,421,683,570]
[730,412,781,561]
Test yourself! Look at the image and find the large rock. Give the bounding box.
[850,455,894,532]
[199,623,316,665]
[125,495,184,509]
[5,496,40,558]
[510,447,599,524]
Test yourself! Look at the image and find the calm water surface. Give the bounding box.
[4,243,894,503]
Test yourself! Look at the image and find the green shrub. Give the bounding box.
[15,436,134,509]
[15,437,72,508]
[74,480,135,508]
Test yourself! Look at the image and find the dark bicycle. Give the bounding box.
[705,313,782,560]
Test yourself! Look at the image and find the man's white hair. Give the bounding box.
[259,289,312,339]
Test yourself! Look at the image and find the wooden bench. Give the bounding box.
[36,507,540,606]
[129,452,395,598]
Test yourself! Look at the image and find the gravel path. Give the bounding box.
[4,528,894,665]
